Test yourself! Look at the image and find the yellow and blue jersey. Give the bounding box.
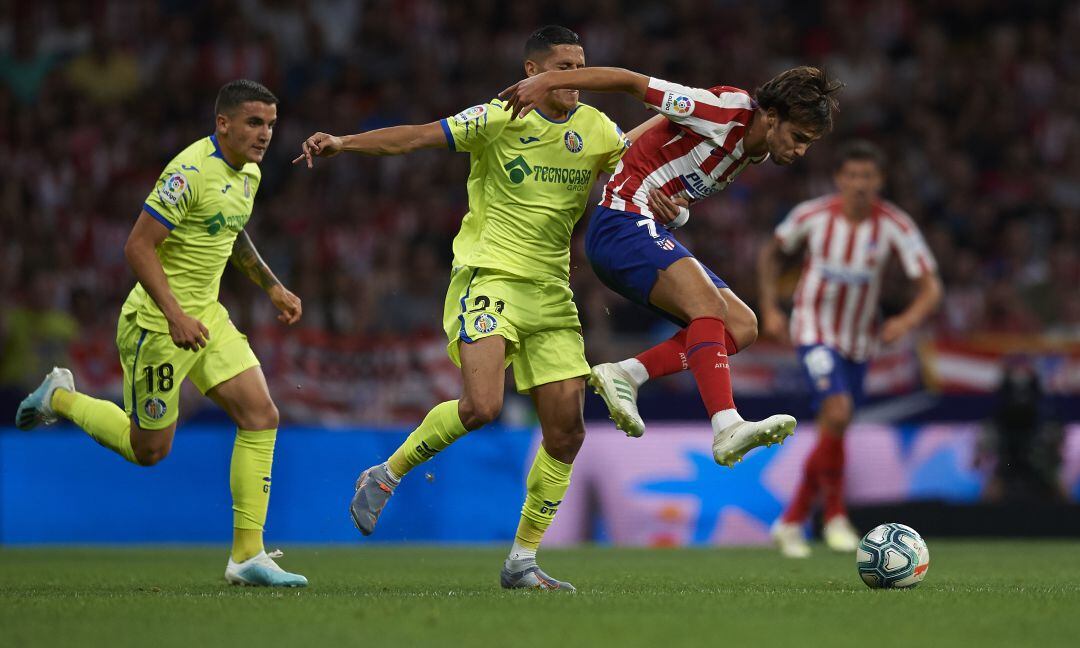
[440,99,629,282]
[122,135,261,333]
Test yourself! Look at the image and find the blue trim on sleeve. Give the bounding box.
[209,134,244,171]
[440,119,456,152]
[143,203,176,231]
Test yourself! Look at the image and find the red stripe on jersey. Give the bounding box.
[847,282,870,356]
[687,105,751,129]
[644,86,666,107]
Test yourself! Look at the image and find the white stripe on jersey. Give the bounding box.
[777,196,936,361]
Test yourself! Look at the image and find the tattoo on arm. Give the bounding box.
[231,230,281,291]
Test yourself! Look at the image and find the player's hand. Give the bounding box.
[648,189,689,227]
[167,312,210,351]
[879,315,913,345]
[269,284,303,325]
[761,306,790,343]
[292,132,343,168]
[498,72,553,120]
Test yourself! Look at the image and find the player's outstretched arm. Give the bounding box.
[499,68,650,119]
[230,230,302,325]
[124,211,210,351]
[293,122,447,167]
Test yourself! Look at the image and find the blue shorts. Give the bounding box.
[585,205,729,327]
[797,344,867,414]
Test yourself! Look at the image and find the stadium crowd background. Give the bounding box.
[1,0,1078,424]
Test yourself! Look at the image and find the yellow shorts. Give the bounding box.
[117,302,260,430]
[442,266,590,393]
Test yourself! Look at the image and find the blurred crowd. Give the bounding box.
[2,0,1078,409]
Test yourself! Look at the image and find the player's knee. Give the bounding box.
[819,397,853,433]
[459,395,502,430]
[686,292,728,322]
[732,309,759,351]
[133,441,171,467]
[545,422,585,462]
[236,400,279,430]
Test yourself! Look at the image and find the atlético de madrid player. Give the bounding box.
[760,141,942,557]
[500,65,842,468]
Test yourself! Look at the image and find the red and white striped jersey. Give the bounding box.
[600,77,766,217]
[775,194,937,361]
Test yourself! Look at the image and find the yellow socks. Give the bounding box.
[230,428,277,562]
[515,445,573,550]
[51,389,137,464]
[386,400,468,477]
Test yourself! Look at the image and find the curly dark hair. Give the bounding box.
[755,66,843,133]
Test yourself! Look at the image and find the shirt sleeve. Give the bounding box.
[597,113,631,174]
[440,99,512,154]
[884,210,938,279]
[642,78,753,143]
[774,204,814,254]
[142,159,202,230]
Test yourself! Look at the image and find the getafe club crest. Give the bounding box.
[564,130,583,153]
[143,397,168,420]
[474,313,498,334]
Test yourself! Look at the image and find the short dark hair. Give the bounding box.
[755,66,843,134]
[214,79,278,117]
[524,25,581,60]
[835,139,886,172]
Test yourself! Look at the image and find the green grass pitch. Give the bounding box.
[2,541,1077,647]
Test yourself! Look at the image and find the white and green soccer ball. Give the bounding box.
[856,523,930,589]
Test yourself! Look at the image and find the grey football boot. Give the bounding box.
[350,463,398,535]
[500,559,577,592]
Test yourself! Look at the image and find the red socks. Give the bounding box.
[684,317,735,417]
[634,327,741,381]
[635,328,688,378]
[782,431,846,523]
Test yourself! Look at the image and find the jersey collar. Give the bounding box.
[533,106,579,124]
[209,134,244,171]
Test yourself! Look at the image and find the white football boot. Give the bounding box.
[15,367,75,430]
[711,414,796,467]
[823,515,860,553]
[225,550,308,587]
[771,520,812,559]
[588,363,646,438]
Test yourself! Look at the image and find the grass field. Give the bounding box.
[1,542,1077,648]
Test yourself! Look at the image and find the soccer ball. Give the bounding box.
[856,523,930,589]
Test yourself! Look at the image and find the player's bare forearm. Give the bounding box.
[230,229,281,292]
[341,123,445,155]
[124,212,185,321]
[544,68,649,99]
[899,272,943,329]
[756,238,785,312]
[626,115,667,143]
[294,123,445,166]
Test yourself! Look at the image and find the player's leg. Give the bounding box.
[774,345,856,556]
[501,377,583,591]
[17,315,190,466]
[501,307,588,591]
[351,268,517,535]
[649,258,795,465]
[592,286,760,437]
[817,392,858,552]
[203,365,306,587]
[191,307,304,587]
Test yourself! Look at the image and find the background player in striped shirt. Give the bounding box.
[501,66,841,467]
[759,140,943,557]
[15,80,307,586]
[295,26,683,591]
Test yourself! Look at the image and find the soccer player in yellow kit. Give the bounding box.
[296,26,680,590]
[16,80,307,587]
